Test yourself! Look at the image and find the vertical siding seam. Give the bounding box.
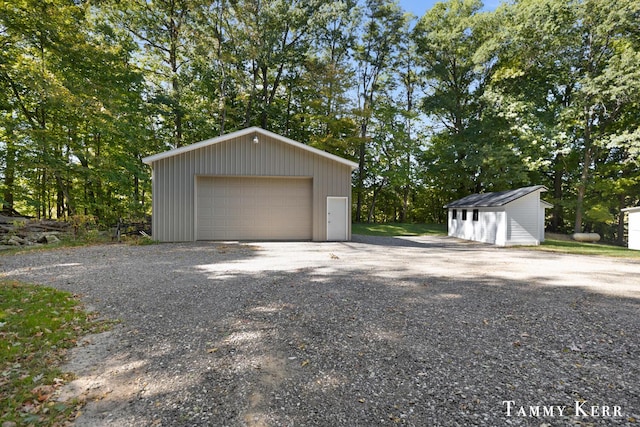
[153,134,353,242]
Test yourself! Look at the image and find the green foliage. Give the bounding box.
[585,205,615,225]
[0,280,111,426]
[0,0,152,224]
[0,0,638,245]
[412,0,520,201]
[485,0,640,238]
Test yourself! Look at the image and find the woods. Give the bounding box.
[1,0,639,243]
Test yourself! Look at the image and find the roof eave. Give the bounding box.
[444,185,549,209]
[141,127,359,169]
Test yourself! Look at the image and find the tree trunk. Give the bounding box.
[168,1,183,148]
[574,108,593,234]
[40,169,46,219]
[367,180,384,223]
[245,60,258,127]
[2,127,16,212]
[616,194,626,245]
[400,183,409,223]
[216,0,227,135]
[261,65,269,129]
[355,121,367,222]
[171,66,182,148]
[550,153,564,232]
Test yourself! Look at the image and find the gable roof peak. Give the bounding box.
[142,127,358,169]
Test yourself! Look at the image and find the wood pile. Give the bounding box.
[0,215,70,247]
[113,218,152,241]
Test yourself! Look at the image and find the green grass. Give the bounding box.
[534,238,640,258]
[352,222,447,236]
[351,223,639,258]
[0,280,111,426]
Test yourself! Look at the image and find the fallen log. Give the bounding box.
[25,223,70,232]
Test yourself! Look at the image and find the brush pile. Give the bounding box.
[0,214,69,247]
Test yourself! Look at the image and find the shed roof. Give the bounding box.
[444,185,548,208]
[622,206,640,213]
[142,127,359,169]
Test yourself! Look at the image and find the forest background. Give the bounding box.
[1,0,639,244]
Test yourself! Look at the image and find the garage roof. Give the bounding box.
[444,185,548,208]
[142,127,359,169]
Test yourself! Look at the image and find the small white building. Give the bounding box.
[444,185,552,246]
[621,206,640,250]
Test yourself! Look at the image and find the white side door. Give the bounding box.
[327,197,348,241]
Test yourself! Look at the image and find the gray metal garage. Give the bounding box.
[142,127,358,242]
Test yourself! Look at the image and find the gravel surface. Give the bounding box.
[1,235,639,426]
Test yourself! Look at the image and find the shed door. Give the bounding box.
[196,176,312,240]
[327,197,348,241]
[629,213,640,250]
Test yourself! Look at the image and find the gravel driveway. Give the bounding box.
[1,235,639,426]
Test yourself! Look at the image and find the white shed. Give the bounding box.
[444,185,552,246]
[621,206,640,250]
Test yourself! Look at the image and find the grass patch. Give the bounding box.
[351,225,640,258]
[0,280,111,426]
[533,238,640,258]
[353,222,447,236]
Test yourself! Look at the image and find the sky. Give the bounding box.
[398,0,504,18]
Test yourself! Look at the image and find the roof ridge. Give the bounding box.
[142,127,358,169]
[444,185,548,208]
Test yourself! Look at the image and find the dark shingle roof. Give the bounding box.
[444,185,547,208]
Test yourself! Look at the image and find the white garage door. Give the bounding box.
[196,176,312,240]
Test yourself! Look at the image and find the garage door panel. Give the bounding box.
[196,177,312,240]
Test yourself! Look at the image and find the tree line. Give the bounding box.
[1,0,639,243]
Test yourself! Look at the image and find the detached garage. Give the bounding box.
[444,185,552,246]
[142,127,358,242]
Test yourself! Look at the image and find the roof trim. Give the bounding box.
[444,185,548,208]
[141,127,359,169]
[622,206,640,213]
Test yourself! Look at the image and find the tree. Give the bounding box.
[413,0,503,203]
[299,0,360,156]
[225,0,330,131]
[489,0,640,235]
[353,0,407,222]
[113,0,204,149]
[0,0,150,221]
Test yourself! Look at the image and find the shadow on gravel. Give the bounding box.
[351,234,487,250]
[90,264,639,426]
[1,242,638,426]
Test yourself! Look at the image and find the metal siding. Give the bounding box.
[149,133,353,241]
[197,177,312,240]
